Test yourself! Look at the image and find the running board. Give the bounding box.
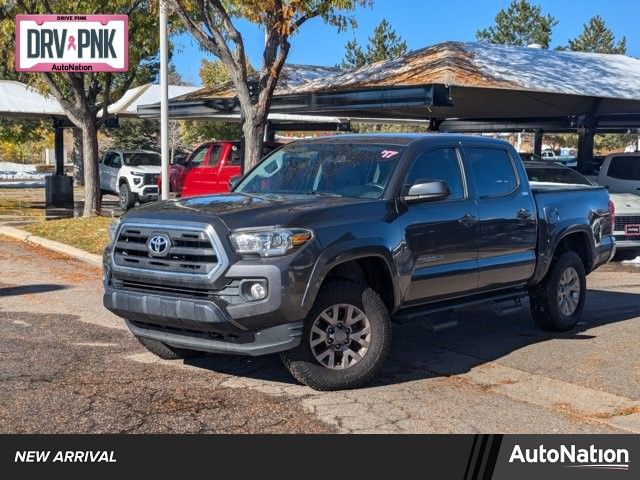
[393,290,528,325]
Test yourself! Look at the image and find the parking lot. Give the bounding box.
[1,235,638,434]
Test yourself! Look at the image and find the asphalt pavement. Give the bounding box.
[1,235,639,433]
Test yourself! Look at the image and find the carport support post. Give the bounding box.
[577,127,595,174]
[533,129,543,156]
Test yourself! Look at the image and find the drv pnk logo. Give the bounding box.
[15,14,128,72]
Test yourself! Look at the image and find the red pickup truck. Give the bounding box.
[165,140,281,197]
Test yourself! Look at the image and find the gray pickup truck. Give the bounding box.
[103,134,615,390]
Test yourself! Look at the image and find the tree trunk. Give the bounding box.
[242,112,266,171]
[81,118,101,217]
[72,128,84,186]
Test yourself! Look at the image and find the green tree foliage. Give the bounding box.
[565,15,626,54]
[0,118,52,163]
[180,58,254,147]
[0,44,50,161]
[563,16,630,153]
[171,0,373,170]
[340,19,407,68]
[0,0,165,216]
[476,0,557,49]
[337,19,419,134]
[104,119,159,151]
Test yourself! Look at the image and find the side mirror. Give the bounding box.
[229,175,242,190]
[402,180,450,204]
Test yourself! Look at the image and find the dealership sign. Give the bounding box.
[15,15,128,72]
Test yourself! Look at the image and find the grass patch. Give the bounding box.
[22,216,112,255]
[0,198,43,217]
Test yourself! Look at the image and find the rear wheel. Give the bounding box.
[136,336,204,360]
[281,281,391,391]
[530,251,586,331]
[119,182,136,210]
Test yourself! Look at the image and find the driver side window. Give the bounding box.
[104,152,121,168]
[406,147,465,201]
[189,145,209,167]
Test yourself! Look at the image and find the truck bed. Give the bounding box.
[529,181,604,193]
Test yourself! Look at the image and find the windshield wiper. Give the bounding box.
[306,191,343,197]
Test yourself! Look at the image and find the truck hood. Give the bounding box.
[610,193,640,215]
[123,192,381,231]
[122,165,162,174]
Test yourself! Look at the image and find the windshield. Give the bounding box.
[526,167,592,186]
[235,142,404,199]
[123,152,161,167]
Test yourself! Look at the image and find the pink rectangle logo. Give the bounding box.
[15,14,128,72]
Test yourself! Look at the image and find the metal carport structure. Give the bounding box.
[139,42,640,173]
[0,81,202,205]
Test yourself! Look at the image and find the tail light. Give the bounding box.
[608,199,615,231]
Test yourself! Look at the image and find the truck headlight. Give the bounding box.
[229,228,313,257]
[108,218,121,244]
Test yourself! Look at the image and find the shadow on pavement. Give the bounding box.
[183,288,640,388]
[0,283,68,297]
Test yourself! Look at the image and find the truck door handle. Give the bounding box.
[458,214,478,227]
[517,208,532,220]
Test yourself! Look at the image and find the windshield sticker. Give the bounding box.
[381,150,399,159]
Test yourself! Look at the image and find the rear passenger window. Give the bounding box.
[229,145,242,165]
[208,145,222,166]
[406,147,465,200]
[608,156,640,180]
[468,147,518,197]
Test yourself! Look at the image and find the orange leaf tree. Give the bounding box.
[171,0,372,169]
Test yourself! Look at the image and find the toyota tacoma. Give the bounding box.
[103,135,615,390]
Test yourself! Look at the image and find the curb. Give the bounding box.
[0,225,102,267]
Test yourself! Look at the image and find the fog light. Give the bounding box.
[249,282,267,300]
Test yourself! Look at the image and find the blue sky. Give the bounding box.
[171,0,640,86]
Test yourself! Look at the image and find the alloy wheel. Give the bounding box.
[309,304,371,370]
[557,266,580,316]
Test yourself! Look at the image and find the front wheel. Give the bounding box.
[281,281,391,391]
[119,182,136,210]
[530,251,586,331]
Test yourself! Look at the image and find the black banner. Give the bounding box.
[0,435,637,479]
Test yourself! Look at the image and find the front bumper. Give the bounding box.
[104,288,303,356]
[126,319,303,357]
[137,185,158,201]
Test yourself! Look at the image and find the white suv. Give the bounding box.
[596,152,640,195]
[99,149,162,210]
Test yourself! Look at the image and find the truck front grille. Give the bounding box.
[113,224,221,275]
[143,173,159,185]
[615,215,640,232]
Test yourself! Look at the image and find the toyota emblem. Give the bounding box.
[147,234,171,257]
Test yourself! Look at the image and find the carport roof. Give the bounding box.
[276,42,640,100]
[142,42,640,132]
[108,83,199,117]
[0,80,65,118]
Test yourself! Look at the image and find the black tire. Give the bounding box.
[613,251,640,262]
[119,182,136,210]
[136,336,204,360]
[281,280,391,391]
[529,251,586,331]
